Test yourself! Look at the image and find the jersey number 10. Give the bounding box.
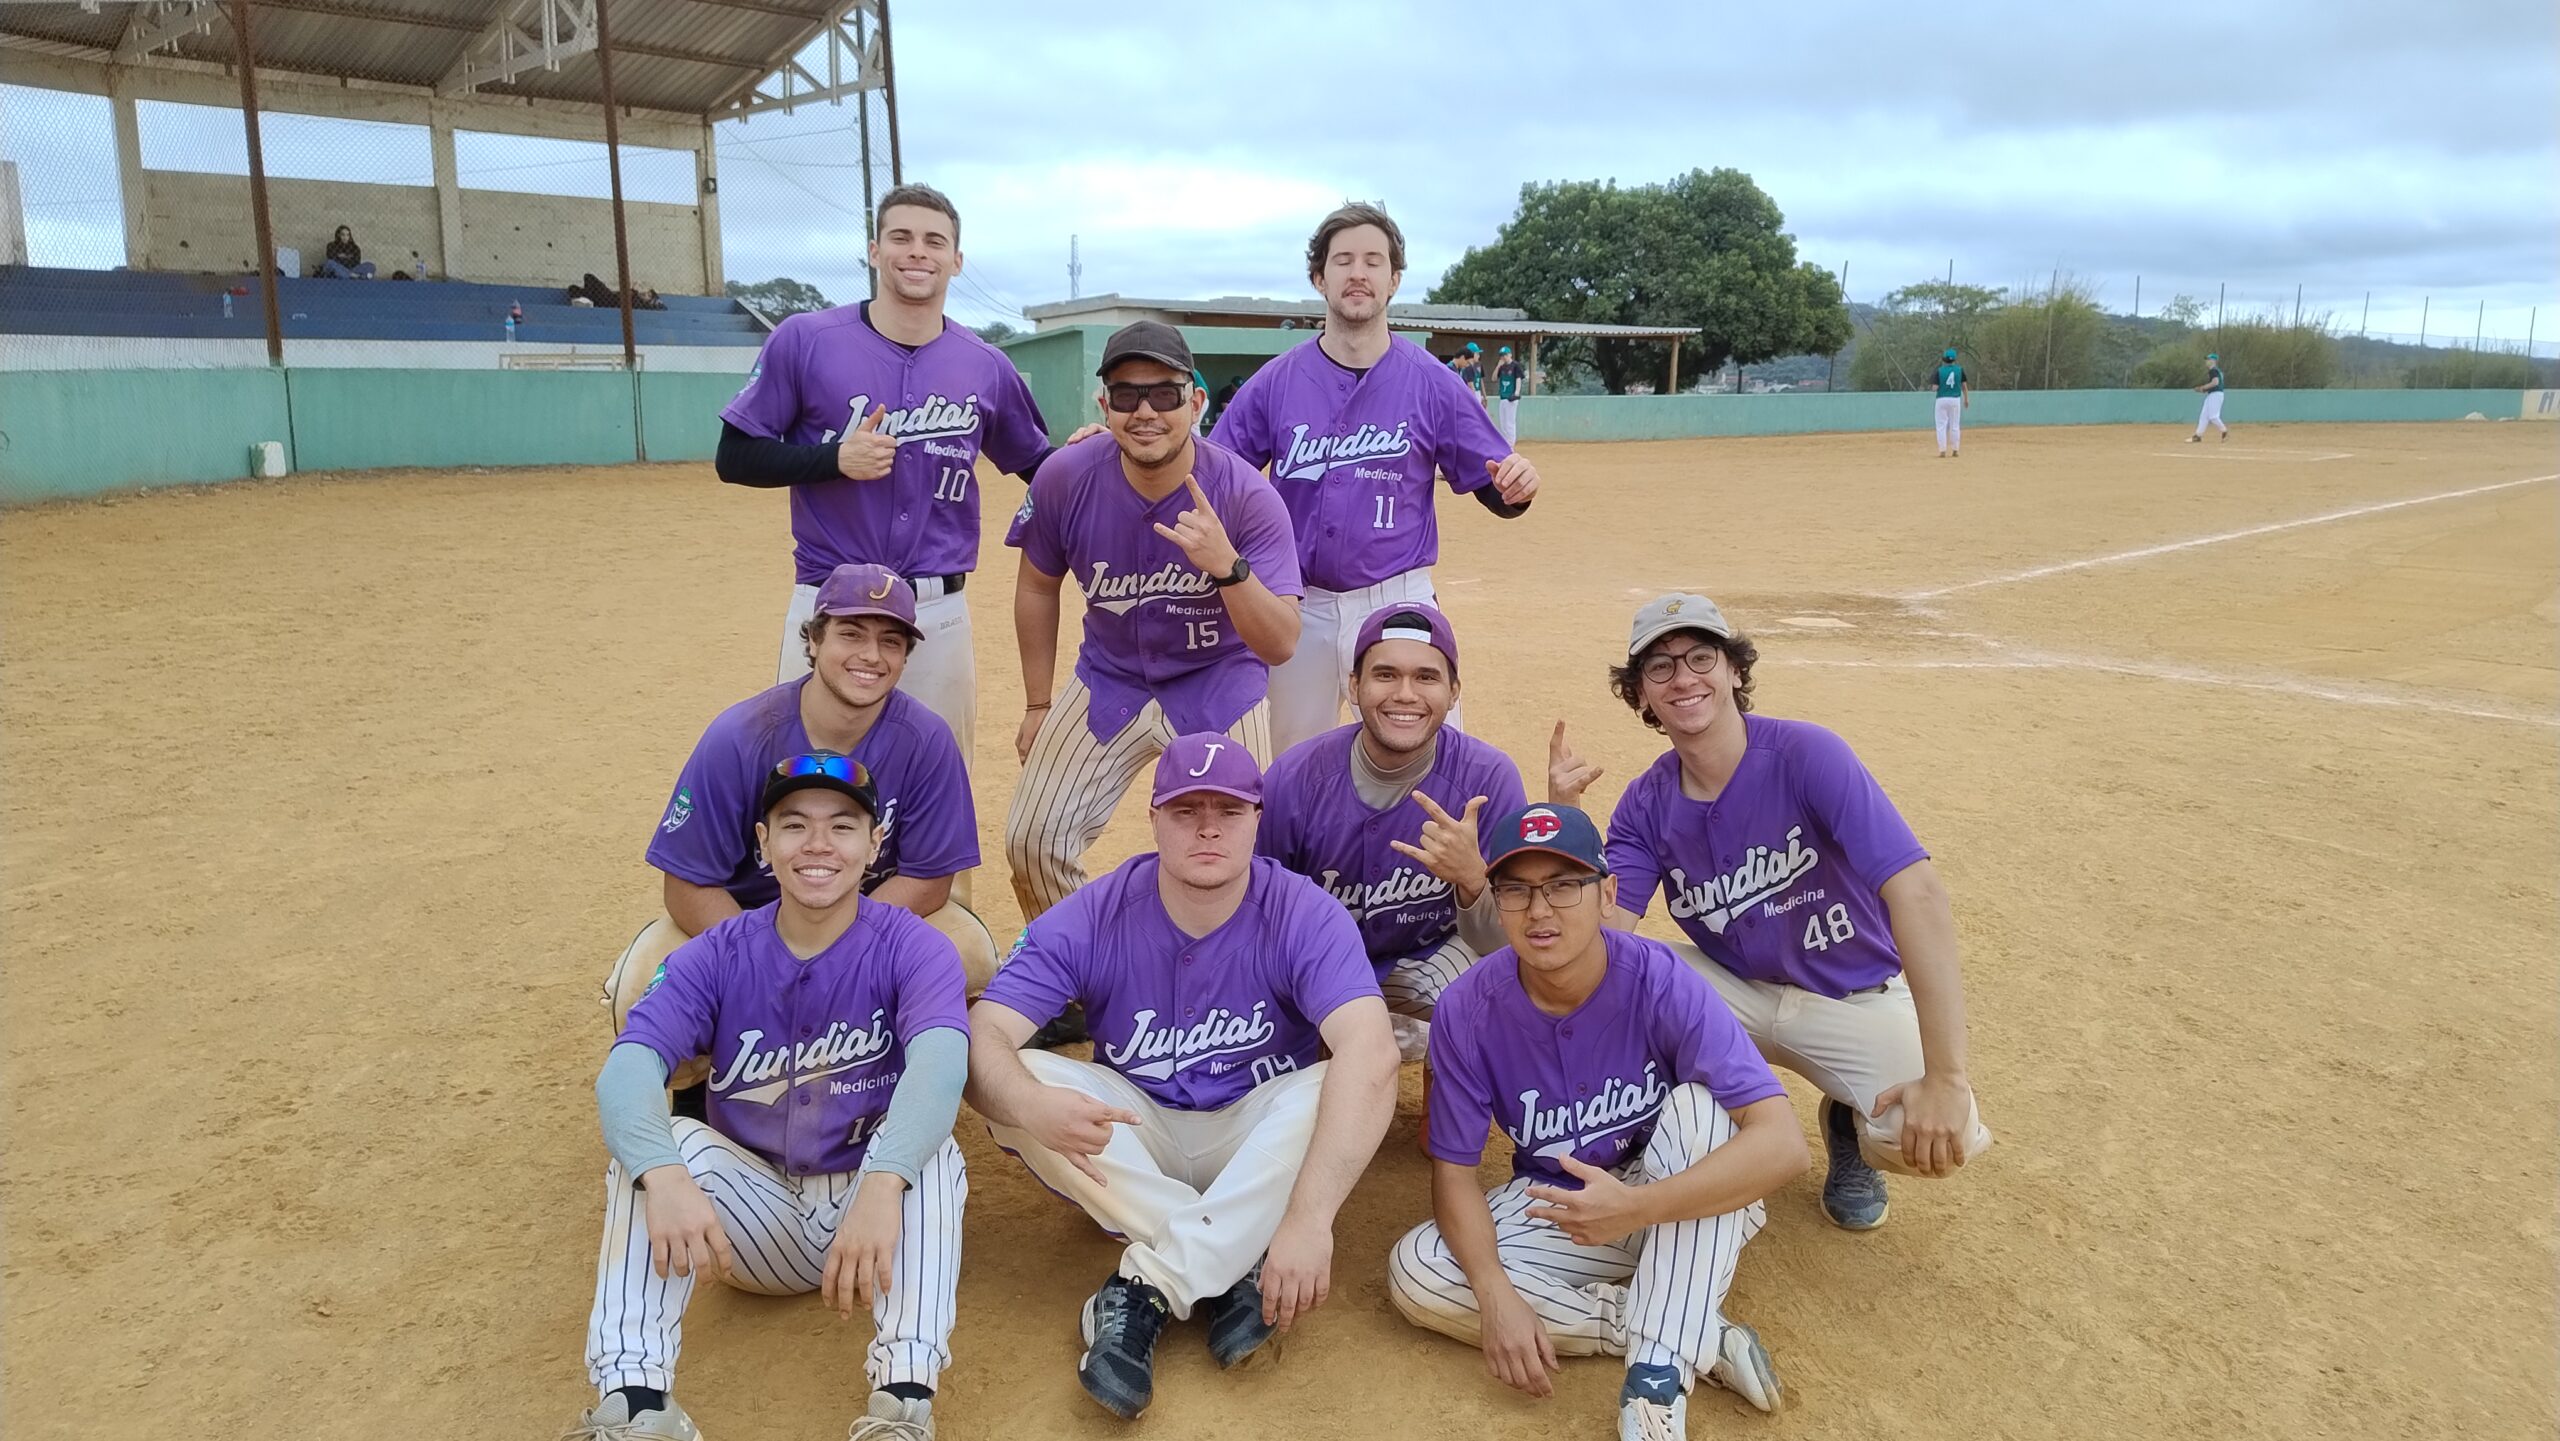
[933,464,970,502]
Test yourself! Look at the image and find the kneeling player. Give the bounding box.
[572,755,970,1441]
[966,734,1400,1420]
[1256,602,1523,1021]
[1387,804,1807,1437]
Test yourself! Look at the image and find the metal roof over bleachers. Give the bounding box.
[0,0,882,120]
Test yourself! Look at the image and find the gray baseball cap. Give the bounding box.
[1627,592,1733,657]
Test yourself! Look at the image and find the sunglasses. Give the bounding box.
[772,753,871,787]
[1105,381,1191,414]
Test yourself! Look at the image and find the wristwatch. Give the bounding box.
[1211,556,1252,589]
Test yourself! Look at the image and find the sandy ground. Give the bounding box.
[4,420,2553,1440]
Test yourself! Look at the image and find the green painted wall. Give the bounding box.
[287,369,639,472]
[1517,387,2528,441]
[640,371,750,461]
[1,368,294,504]
[1001,325,1328,440]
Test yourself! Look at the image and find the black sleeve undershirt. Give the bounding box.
[1473,486,1531,519]
[717,422,1058,490]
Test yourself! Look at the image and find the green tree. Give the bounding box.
[1428,169,1849,394]
[2131,312,2341,390]
[1970,279,2109,389]
[1846,282,2002,391]
[974,320,1022,345]
[725,276,832,316]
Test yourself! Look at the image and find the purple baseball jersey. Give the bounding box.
[620,900,970,1177]
[647,682,978,908]
[1606,715,1931,998]
[979,854,1381,1111]
[1256,725,1527,975]
[1006,433,1304,741]
[721,306,1051,583]
[1209,334,1508,592]
[1426,929,1785,1187]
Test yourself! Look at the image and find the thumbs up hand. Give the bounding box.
[836,405,898,481]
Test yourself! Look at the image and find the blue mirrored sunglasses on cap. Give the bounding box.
[772,753,871,786]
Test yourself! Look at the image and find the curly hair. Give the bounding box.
[1608,630,1759,732]
[1305,202,1405,283]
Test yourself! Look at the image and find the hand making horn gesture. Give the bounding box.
[1151,475,1241,577]
[1548,720,1604,807]
[1389,792,1491,906]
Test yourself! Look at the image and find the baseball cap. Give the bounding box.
[1482,802,1609,876]
[1626,592,1734,657]
[1353,602,1459,676]
[760,752,880,822]
[1465,341,1481,353]
[1149,733,1263,807]
[2206,352,2220,361]
[1943,347,1958,360]
[1097,320,1194,377]
[1499,345,1511,354]
[813,562,922,641]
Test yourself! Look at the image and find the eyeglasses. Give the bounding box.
[1105,381,1190,414]
[772,753,871,786]
[1490,874,1601,911]
[1639,647,1722,685]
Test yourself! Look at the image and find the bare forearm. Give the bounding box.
[1432,1162,1520,1303]
[962,1004,1046,1125]
[1280,1027,1397,1230]
[865,872,952,918]
[1220,581,1300,665]
[1014,571,1062,704]
[662,874,741,935]
[1883,863,1969,1078]
[1631,1104,1806,1226]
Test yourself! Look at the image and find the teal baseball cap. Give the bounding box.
[1943,347,1957,359]
[2206,352,2219,360]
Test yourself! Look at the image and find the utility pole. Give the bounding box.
[2473,299,2484,351]
[1826,259,1846,392]
[879,0,901,184]
[592,0,638,372]
[1069,234,1081,300]
[230,0,284,367]
[2132,275,2140,319]
[2360,291,2369,336]
[2293,283,2303,327]
[2419,296,2429,349]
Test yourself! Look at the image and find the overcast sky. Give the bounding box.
[7,0,2552,344]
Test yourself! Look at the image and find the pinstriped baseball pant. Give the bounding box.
[1380,935,1481,1020]
[1001,674,1271,920]
[1385,1084,1762,1386]
[584,1121,967,1396]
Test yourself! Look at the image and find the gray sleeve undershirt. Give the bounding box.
[596,1042,683,1180]
[1350,733,1505,955]
[858,1026,969,1188]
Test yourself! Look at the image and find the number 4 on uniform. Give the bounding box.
[1802,903,1855,952]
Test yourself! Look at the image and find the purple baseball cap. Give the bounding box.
[1481,802,1610,875]
[1353,602,1459,677]
[813,562,922,641]
[1149,733,1263,807]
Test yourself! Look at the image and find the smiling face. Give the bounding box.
[807,614,913,711]
[1151,791,1258,891]
[869,202,960,307]
[1101,358,1199,469]
[1492,851,1615,978]
[1314,222,1401,325]
[757,788,879,911]
[1636,630,1742,740]
[1351,636,1457,761]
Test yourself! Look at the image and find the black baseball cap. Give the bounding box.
[1481,803,1610,876]
[759,752,880,822]
[1097,320,1195,378]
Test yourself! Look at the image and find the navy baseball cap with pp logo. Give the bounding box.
[1150,733,1263,806]
[1482,803,1609,875]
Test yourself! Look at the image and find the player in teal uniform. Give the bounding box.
[2189,353,2228,442]
[1930,348,1968,458]
[1494,347,1524,444]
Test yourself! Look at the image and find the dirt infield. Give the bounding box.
[4,420,2552,1439]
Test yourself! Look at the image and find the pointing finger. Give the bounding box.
[1065,1151,1109,1187]
[1549,719,1567,759]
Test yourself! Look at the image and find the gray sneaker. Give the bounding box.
[844,1390,934,1441]
[561,1393,701,1441]
[1820,1098,1889,1230]
[1705,1321,1783,1414]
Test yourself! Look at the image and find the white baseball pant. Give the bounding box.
[984,1049,1326,1319]
[1386,1083,1762,1385]
[2195,392,2227,436]
[1264,570,1459,758]
[778,578,977,762]
[1496,398,1519,444]
[1934,396,1963,453]
[1669,942,1993,1175]
[1002,675,1270,919]
[584,1120,967,1395]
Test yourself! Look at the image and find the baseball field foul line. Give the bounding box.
[1904,472,2559,601]
[1791,653,2560,729]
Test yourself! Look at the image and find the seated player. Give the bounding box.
[965,735,1400,1421]
[1002,321,1304,924]
[1386,803,1807,1438]
[571,755,970,1441]
[1555,592,1994,1232]
[1256,603,1524,1022]
[605,564,997,1084]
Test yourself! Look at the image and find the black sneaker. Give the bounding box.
[1201,1262,1276,1369]
[1820,1098,1889,1230]
[1077,1274,1171,1418]
[1030,1001,1090,1050]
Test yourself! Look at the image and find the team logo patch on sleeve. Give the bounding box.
[1518,807,1562,843]
[661,787,695,833]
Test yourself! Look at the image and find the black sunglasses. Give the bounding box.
[1105,381,1191,415]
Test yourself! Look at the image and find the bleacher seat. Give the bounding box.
[0,264,767,347]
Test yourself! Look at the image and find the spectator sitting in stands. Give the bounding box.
[319,226,375,279]
[572,272,670,310]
